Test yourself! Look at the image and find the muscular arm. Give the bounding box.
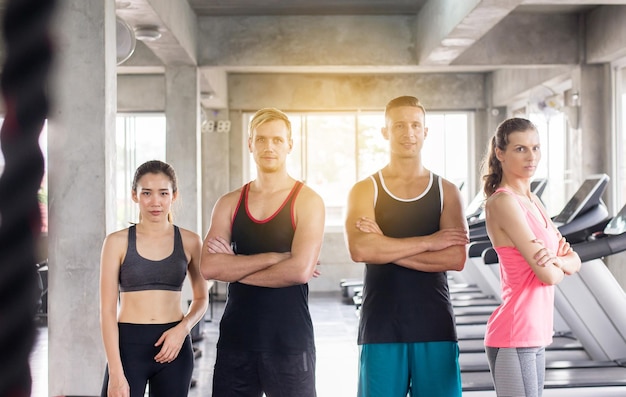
[199,191,287,283]
[344,178,468,267]
[239,187,325,287]
[485,192,567,285]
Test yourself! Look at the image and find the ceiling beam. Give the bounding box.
[416,0,524,65]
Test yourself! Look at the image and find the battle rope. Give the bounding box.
[0,0,56,396]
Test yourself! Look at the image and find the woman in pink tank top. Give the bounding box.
[481,117,581,397]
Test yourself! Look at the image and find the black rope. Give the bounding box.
[0,0,56,396]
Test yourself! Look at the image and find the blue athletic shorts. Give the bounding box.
[358,341,462,397]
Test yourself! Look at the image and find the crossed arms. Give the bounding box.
[200,186,325,288]
[485,191,581,285]
[344,177,468,272]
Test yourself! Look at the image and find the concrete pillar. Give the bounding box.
[165,67,201,312]
[165,66,201,234]
[47,0,116,395]
[577,64,612,185]
[201,108,230,234]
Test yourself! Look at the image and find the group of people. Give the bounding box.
[99,95,581,397]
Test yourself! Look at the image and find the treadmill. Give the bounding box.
[555,203,626,363]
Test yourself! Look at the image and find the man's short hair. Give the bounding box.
[249,107,292,140]
[385,96,427,120]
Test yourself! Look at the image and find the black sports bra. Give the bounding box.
[119,225,188,292]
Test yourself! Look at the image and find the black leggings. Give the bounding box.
[101,322,194,397]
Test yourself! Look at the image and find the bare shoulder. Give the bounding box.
[485,191,518,215]
[439,177,462,198]
[349,176,376,197]
[101,228,129,264]
[220,187,244,205]
[178,226,202,245]
[103,228,129,248]
[440,177,460,191]
[177,226,202,262]
[299,183,322,200]
[212,186,244,214]
[296,184,325,211]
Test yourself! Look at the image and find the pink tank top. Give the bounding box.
[484,188,559,348]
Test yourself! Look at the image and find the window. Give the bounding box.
[422,113,470,198]
[528,112,568,217]
[115,114,166,230]
[246,111,472,229]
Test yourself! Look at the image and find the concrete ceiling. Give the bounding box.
[186,0,429,16]
[112,0,626,106]
[114,0,616,69]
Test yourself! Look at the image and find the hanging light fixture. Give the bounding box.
[134,25,162,41]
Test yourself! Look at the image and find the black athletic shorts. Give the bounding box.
[212,348,316,397]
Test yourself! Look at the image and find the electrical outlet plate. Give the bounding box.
[217,120,231,133]
[203,119,215,133]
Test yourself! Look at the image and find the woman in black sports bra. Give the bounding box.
[99,160,208,397]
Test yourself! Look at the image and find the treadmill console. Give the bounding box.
[553,174,609,226]
[531,178,548,201]
[604,204,626,236]
[465,192,485,221]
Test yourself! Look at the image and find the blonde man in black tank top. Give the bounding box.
[344,96,469,397]
[200,108,325,397]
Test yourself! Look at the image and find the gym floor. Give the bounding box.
[29,290,361,397]
[28,289,626,396]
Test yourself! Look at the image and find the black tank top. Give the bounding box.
[217,181,315,353]
[358,171,457,344]
[119,225,188,292]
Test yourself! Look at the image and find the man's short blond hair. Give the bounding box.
[249,107,292,140]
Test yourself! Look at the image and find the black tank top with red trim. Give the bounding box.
[217,181,315,353]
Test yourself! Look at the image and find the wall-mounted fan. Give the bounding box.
[116,17,136,65]
[527,85,563,120]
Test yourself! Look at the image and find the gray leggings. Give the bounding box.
[485,346,546,397]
